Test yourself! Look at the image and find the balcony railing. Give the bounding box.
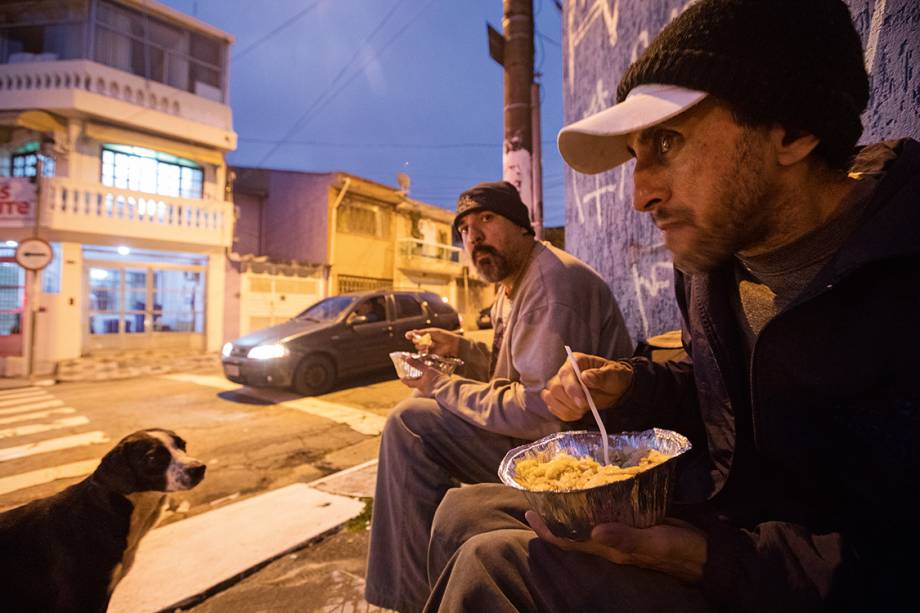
[0,60,235,149]
[39,177,233,249]
[397,238,462,273]
[398,238,461,262]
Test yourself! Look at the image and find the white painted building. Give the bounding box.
[0,0,236,375]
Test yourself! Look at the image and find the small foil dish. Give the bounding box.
[498,429,691,539]
[389,351,463,379]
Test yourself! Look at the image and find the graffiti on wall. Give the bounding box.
[563,0,916,343]
[563,0,696,342]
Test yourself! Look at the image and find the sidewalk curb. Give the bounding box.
[167,522,351,612]
[0,378,55,390]
[156,461,379,612]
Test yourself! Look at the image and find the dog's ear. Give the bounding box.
[94,443,137,494]
[173,434,187,452]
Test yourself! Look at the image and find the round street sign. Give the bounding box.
[15,237,53,271]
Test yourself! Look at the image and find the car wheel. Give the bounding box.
[293,354,336,396]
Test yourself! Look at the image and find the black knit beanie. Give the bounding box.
[618,0,869,169]
[452,181,535,238]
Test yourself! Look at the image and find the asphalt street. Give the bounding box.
[0,328,494,611]
[0,366,409,516]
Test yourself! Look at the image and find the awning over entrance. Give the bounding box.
[0,110,67,133]
[0,110,67,146]
[84,122,225,167]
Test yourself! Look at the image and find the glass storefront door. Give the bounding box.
[0,258,25,356]
[85,260,206,352]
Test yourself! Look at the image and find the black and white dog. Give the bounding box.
[0,428,206,613]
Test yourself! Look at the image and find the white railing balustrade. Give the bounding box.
[397,238,462,264]
[41,178,233,248]
[0,59,233,133]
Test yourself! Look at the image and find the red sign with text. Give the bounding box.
[0,178,36,227]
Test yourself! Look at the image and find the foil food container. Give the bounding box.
[498,429,691,540]
[389,351,463,379]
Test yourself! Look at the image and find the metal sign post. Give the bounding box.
[16,237,52,381]
[16,153,52,380]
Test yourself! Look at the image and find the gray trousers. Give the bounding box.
[424,484,713,613]
[365,397,526,613]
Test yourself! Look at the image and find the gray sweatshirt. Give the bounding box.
[432,241,633,440]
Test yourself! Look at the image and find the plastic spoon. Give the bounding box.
[564,345,610,465]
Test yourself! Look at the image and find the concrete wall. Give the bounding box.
[262,171,333,265]
[206,253,225,351]
[562,0,920,342]
[232,191,264,255]
[223,258,242,342]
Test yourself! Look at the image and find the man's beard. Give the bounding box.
[667,129,773,274]
[472,245,512,282]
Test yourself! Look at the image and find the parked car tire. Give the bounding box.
[477,305,493,329]
[293,354,336,396]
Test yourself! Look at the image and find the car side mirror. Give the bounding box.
[348,314,369,326]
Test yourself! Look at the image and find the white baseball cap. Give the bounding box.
[557,84,708,174]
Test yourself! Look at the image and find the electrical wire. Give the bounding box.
[282,0,438,144]
[232,0,328,62]
[250,0,435,169]
[536,30,560,47]
[237,138,559,149]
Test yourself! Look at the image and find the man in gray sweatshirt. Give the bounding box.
[365,181,633,612]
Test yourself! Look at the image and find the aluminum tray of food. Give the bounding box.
[389,351,463,380]
[498,428,691,539]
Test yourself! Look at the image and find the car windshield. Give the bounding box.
[294,296,357,322]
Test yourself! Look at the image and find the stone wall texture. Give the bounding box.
[562,0,919,342]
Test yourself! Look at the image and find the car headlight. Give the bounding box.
[222,342,233,358]
[247,343,288,360]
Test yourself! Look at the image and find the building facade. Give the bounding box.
[226,168,493,339]
[0,0,236,375]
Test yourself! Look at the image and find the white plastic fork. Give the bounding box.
[564,345,610,465]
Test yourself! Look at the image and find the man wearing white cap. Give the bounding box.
[420,0,919,611]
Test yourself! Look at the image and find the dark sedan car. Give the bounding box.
[221,289,462,395]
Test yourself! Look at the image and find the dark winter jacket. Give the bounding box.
[606,139,920,612]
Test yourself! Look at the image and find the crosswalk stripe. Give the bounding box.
[0,459,98,496]
[0,431,109,462]
[0,393,52,407]
[0,400,65,416]
[163,373,386,436]
[0,416,90,439]
[0,408,77,425]
[0,387,42,398]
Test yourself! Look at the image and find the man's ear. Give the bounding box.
[770,125,820,167]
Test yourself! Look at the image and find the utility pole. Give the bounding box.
[531,80,543,239]
[501,0,539,237]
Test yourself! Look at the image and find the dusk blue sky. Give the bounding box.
[160,0,567,226]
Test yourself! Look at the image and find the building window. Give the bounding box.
[101,144,203,199]
[337,202,392,239]
[0,0,85,64]
[9,142,55,177]
[337,275,391,295]
[94,0,226,101]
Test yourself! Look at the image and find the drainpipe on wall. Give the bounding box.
[326,177,351,296]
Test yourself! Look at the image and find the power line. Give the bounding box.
[251,0,428,169]
[280,0,438,143]
[237,137,560,149]
[232,0,328,62]
[537,30,560,47]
